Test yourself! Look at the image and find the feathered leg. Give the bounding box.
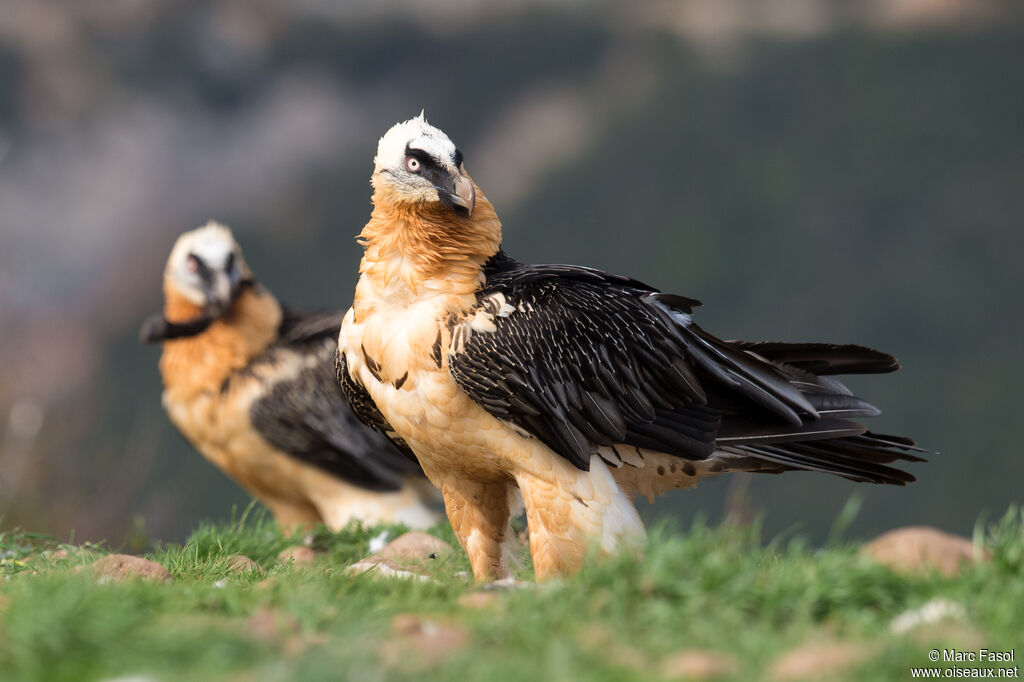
[515,456,646,580]
[441,478,515,581]
[264,498,324,535]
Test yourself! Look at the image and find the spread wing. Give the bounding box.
[448,252,923,484]
[249,306,422,491]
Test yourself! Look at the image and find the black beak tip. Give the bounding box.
[139,314,168,344]
[439,190,473,218]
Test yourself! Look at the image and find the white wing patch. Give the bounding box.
[651,297,693,327]
[451,292,516,353]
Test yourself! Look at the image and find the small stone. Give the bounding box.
[48,547,95,562]
[575,624,649,672]
[374,532,452,565]
[481,575,525,590]
[245,609,299,643]
[225,555,264,575]
[277,546,317,567]
[890,598,967,634]
[379,614,469,670]
[771,641,867,680]
[864,526,987,577]
[346,532,451,581]
[282,632,328,657]
[391,613,425,636]
[457,592,498,610]
[910,622,986,649]
[605,643,649,672]
[91,554,172,583]
[346,558,432,582]
[660,650,739,679]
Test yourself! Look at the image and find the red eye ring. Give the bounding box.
[405,156,421,172]
[186,255,200,273]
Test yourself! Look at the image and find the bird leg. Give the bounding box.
[263,498,323,536]
[515,457,646,580]
[514,472,587,580]
[441,478,514,582]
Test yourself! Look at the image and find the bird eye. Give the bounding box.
[405,156,421,172]
[186,254,200,273]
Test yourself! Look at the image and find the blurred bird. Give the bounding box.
[142,222,439,532]
[337,114,924,580]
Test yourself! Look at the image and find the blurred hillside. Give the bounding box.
[1,0,1021,545]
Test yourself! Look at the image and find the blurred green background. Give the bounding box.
[1,0,1020,547]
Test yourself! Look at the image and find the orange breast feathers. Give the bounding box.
[159,284,282,402]
[349,183,503,386]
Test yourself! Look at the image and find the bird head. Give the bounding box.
[163,221,253,318]
[371,112,476,218]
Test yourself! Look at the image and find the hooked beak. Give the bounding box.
[438,170,475,218]
[205,268,246,316]
[451,173,475,216]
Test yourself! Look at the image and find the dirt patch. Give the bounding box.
[864,526,987,577]
[378,613,470,670]
[457,591,499,610]
[771,640,868,680]
[346,557,432,581]
[277,546,318,567]
[910,621,986,648]
[49,546,99,561]
[374,532,452,565]
[245,609,300,643]
[348,532,454,581]
[91,554,172,583]
[225,555,264,576]
[660,649,739,679]
[576,623,650,673]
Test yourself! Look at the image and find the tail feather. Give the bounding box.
[730,341,900,375]
[723,430,925,485]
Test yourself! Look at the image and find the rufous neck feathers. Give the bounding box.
[159,283,282,399]
[359,181,502,295]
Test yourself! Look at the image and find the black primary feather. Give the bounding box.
[448,251,924,484]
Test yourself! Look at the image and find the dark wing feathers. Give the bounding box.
[727,433,924,485]
[277,306,345,346]
[452,258,717,468]
[449,252,922,485]
[250,307,421,491]
[729,341,900,375]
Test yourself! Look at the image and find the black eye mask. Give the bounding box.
[138,312,215,344]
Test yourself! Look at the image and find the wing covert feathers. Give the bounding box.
[231,305,423,489]
[449,251,923,486]
[249,336,419,491]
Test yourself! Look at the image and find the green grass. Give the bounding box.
[1,507,1022,682]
